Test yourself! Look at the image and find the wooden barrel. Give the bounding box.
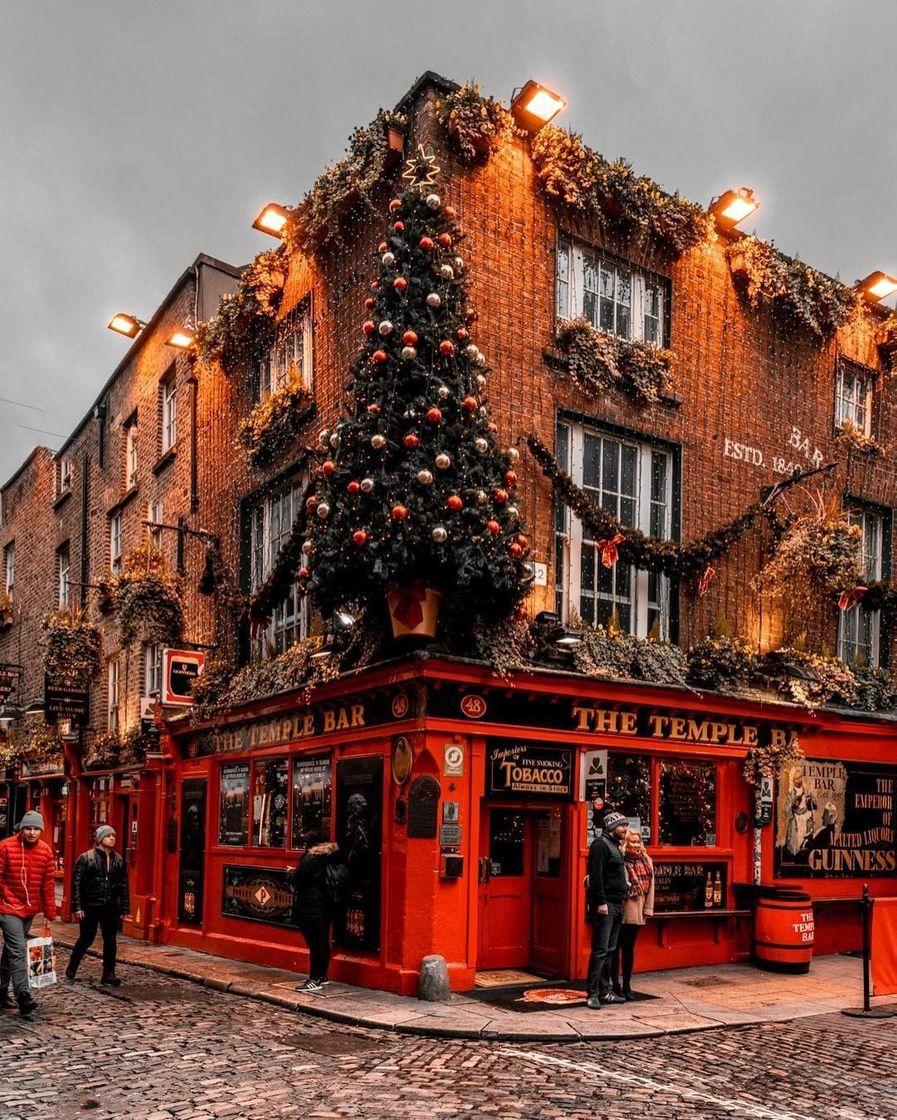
[754,890,815,973]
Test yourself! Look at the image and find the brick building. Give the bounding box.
[2,72,896,991]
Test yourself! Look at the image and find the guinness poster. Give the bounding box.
[775,759,897,877]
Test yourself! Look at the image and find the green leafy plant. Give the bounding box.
[0,590,12,627]
[238,379,314,468]
[557,317,675,405]
[114,544,184,646]
[195,249,286,372]
[434,82,515,162]
[42,608,103,686]
[84,731,121,770]
[573,623,690,686]
[836,418,882,457]
[687,635,758,691]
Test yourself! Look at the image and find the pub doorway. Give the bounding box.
[477,804,568,976]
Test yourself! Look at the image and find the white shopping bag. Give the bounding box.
[27,936,57,989]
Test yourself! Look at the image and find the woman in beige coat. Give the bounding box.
[614,829,654,999]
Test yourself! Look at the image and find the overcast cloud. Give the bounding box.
[1,0,895,482]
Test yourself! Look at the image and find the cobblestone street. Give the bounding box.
[2,958,896,1120]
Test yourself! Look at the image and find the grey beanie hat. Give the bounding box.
[603,811,629,834]
[96,824,116,843]
[18,810,44,831]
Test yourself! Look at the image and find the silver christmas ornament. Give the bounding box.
[476,352,487,367]
[329,432,340,448]
[453,256,464,271]
[316,502,330,519]
[371,434,387,450]
[360,477,375,493]
[426,193,441,210]
[507,447,520,462]
[401,345,417,360]
[437,385,450,400]
[478,406,488,417]
[431,525,448,543]
[465,344,479,360]
[435,452,451,470]
[474,437,489,453]
[476,374,487,389]
[381,251,395,266]
[507,506,519,519]
[416,469,434,485]
[319,429,330,447]
[426,292,442,309]
[378,320,394,336]
[439,264,454,280]
[476,489,488,504]
[302,539,314,555]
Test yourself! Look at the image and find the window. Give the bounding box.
[555,419,673,637]
[257,304,313,400]
[144,643,162,697]
[125,423,138,489]
[108,658,120,734]
[838,506,886,667]
[57,543,71,609]
[147,500,163,550]
[556,238,669,345]
[57,458,72,496]
[252,758,288,848]
[4,541,14,597]
[607,754,652,840]
[659,762,717,846]
[219,763,251,846]
[249,479,308,657]
[161,371,177,453]
[291,755,333,848]
[836,361,874,435]
[110,512,123,574]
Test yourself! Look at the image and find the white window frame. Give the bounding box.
[554,419,673,639]
[57,458,72,496]
[161,374,177,453]
[249,479,309,658]
[144,643,163,697]
[126,423,138,489]
[835,361,874,436]
[108,658,120,734]
[148,500,164,551]
[838,507,885,667]
[110,513,123,575]
[4,541,14,598]
[58,544,71,609]
[556,237,668,347]
[258,304,313,400]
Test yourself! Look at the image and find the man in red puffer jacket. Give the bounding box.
[0,810,57,1017]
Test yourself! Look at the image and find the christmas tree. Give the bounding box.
[303,146,530,641]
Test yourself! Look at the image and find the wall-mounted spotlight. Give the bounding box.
[107,313,145,339]
[510,80,566,132]
[252,202,289,238]
[709,187,759,231]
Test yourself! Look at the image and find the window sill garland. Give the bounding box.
[239,385,315,469]
[547,322,680,408]
[835,421,883,457]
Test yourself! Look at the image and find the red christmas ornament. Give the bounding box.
[298,567,310,581]
[505,470,518,488]
[389,199,402,213]
[494,488,509,505]
[419,236,435,252]
[347,480,361,494]
[372,349,389,364]
[438,339,455,357]
[378,241,388,253]
[352,530,368,547]
[514,605,528,622]
[487,519,501,535]
[364,297,375,310]
[393,220,405,232]
[393,277,408,293]
[466,308,478,324]
[403,433,420,449]
[305,496,318,512]
[509,543,523,559]
[461,396,478,412]
[517,534,529,549]
[456,327,469,341]
[427,407,443,424]
[437,232,452,248]
[402,330,418,346]
[391,504,409,521]
[445,206,457,219]
[366,403,381,414]
[321,460,336,477]
[362,320,375,336]
[371,281,379,291]
[446,495,463,511]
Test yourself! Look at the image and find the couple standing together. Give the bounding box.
[586,810,654,1010]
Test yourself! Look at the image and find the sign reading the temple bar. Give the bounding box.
[775,759,897,877]
[489,743,574,798]
[44,677,88,721]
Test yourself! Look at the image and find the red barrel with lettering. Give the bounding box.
[753,888,815,973]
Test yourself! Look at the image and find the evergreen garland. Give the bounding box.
[195,249,285,372]
[238,381,315,468]
[434,82,515,162]
[557,317,675,405]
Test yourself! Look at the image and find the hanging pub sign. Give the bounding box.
[162,649,206,706]
[44,677,89,722]
[755,775,774,828]
[0,664,22,704]
[775,759,897,877]
[488,742,574,798]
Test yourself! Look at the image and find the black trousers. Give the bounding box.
[586,900,624,999]
[613,923,642,987]
[69,906,119,977]
[298,918,331,980]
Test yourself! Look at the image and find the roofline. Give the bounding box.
[395,71,459,114]
[1,446,54,497]
[55,252,241,461]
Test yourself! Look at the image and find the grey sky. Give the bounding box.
[1,0,895,482]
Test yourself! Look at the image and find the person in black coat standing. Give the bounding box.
[288,834,343,992]
[66,825,130,985]
[585,810,630,1010]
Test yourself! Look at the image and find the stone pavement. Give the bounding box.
[50,920,883,1042]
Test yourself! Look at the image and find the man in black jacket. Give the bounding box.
[66,825,130,985]
[287,835,344,992]
[586,810,630,1009]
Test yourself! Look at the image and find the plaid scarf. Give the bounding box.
[625,851,653,898]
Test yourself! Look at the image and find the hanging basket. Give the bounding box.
[386,584,443,641]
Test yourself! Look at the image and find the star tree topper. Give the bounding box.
[401,144,440,190]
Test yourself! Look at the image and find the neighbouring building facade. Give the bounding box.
[2,72,897,993]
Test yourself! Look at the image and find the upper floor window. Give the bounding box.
[125,421,138,489]
[257,304,313,401]
[160,369,177,453]
[110,512,123,575]
[57,458,72,497]
[147,499,164,551]
[838,505,888,668]
[144,642,163,698]
[57,543,71,609]
[108,657,120,734]
[249,478,308,658]
[554,419,673,638]
[4,541,14,597]
[556,238,669,346]
[836,360,874,436]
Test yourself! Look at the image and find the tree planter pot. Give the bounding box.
[387,584,443,641]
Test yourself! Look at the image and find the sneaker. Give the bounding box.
[65,967,77,982]
[315,978,332,987]
[586,996,602,1010]
[296,978,323,992]
[100,974,122,987]
[17,994,37,1017]
[599,992,625,1005]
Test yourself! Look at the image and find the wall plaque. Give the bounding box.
[407,775,440,839]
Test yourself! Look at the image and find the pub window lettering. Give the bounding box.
[249,479,309,658]
[555,419,672,638]
[556,237,669,346]
[835,360,875,436]
[256,302,313,401]
[838,505,887,668]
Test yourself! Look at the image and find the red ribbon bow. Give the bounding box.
[389,585,428,629]
[698,565,716,597]
[838,586,867,611]
[596,533,625,569]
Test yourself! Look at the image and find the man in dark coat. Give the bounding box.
[288,834,342,992]
[586,810,630,1009]
[66,825,130,985]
